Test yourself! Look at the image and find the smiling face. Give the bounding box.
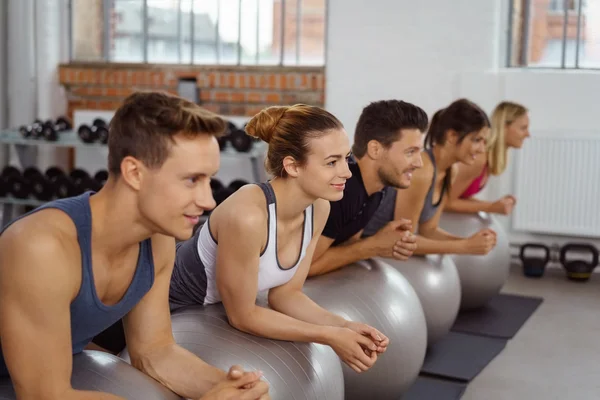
[505,113,530,148]
[453,127,489,166]
[136,132,221,241]
[377,128,425,189]
[293,128,353,202]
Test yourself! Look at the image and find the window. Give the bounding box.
[507,0,599,69]
[69,0,327,66]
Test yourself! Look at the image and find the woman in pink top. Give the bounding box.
[445,101,530,215]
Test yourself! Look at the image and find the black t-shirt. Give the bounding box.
[322,160,386,246]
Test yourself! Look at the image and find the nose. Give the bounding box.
[340,159,353,179]
[413,152,424,168]
[196,183,217,211]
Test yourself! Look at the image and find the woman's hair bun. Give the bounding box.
[245,106,289,143]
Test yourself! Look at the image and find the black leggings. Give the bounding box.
[91,320,127,355]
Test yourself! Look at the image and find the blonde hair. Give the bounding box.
[245,104,344,178]
[487,101,528,175]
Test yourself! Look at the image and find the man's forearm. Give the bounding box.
[268,290,347,328]
[308,238,374,277]
[413,234,466,256]
[63,389,125,400]
[132,343,226,400]
[445,198,493,214]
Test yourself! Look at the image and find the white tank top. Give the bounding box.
[197,182,313,305]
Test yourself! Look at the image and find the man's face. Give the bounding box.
[138,133,220,241]
[377,129,424,189]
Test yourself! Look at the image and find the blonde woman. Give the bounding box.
[445,101,530,215]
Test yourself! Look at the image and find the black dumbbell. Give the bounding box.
[18,119,44,139]
[0,166,22,197]
[560,243,599,282]
[519,243,550,278]
[228,179,249,192]
[45,167,78,199]
[213,186,236,205]
[94,170,109,187]
[70,169,102,194]
[4,168,30,199]
[217,121,236,151]
[23,167,54,201]
[229,128,253,152]
[41,116,73,142]
[78,118,109,144]
[210,178,224,194]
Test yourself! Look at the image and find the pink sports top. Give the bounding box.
[460,164,488,199]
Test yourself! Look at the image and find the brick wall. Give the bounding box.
[58,63,326,120]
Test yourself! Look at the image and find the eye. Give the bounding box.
[327,160,337,166]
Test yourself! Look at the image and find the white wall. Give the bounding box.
[325,0,600,250]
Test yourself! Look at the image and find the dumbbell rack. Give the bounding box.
[0,128,267,227]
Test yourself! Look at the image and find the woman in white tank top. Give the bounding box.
[170,104,389,374]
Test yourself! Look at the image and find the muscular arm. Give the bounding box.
[0,218,123,400]
[307,233,380,276]
[268,200,347,327]
[124,234,227,399]
[215,200,339,345]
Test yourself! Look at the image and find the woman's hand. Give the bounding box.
[344,321,389,354]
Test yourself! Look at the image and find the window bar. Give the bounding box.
[237,0,243,65]
[560,0,569,68]
[295,0,302,65]
[255,0,260,64]
[103,0,113,61]
[142,0,149,63]
[574,0,583,68]
[216,0,221,64]
[67,0,73,61]
[190,0,195,64]
[519,0,531,66]
[506,0,514,67]
[177,0,182,63]
[323,0,329,66]
[279,0,286,65]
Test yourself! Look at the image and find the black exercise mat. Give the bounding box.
[420,332,507,382]
[400,376,467,400]
[451,293,544,339]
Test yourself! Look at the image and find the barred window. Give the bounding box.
[507,0,598,69]
[70,0,327,66]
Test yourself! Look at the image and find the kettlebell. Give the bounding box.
[560,243,599,282]
[519,243,550,278]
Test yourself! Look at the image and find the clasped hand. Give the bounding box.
[326,321,389,374]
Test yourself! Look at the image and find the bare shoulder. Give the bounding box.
[149,234,176,274]
[312,198,331,235]
[0,209,80,298]
[210,183,268,240]
[410,153,435,189]
[456,155,487,180]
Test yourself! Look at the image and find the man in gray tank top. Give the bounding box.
[0,92,269,400]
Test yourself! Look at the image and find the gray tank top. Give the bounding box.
[362,148,449,237]
[0,192,155,377]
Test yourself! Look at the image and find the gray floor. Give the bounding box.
[463,264,600,400]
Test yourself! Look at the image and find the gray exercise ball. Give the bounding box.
[123,304,344,400]
[438,211,511,310]
[0,351,182,400]
[377,255,461,346]
[303,259,427,400]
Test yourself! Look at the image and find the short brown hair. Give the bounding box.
[107,91,226,175]
[245,104,344,178]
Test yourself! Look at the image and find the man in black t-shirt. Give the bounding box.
[309,99,429,276]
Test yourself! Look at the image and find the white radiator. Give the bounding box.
[512,133,600,238]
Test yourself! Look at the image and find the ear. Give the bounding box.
[120,156,146,191]
[282,155,300,178]
[366,140,384,160]
[447,129,459,145]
